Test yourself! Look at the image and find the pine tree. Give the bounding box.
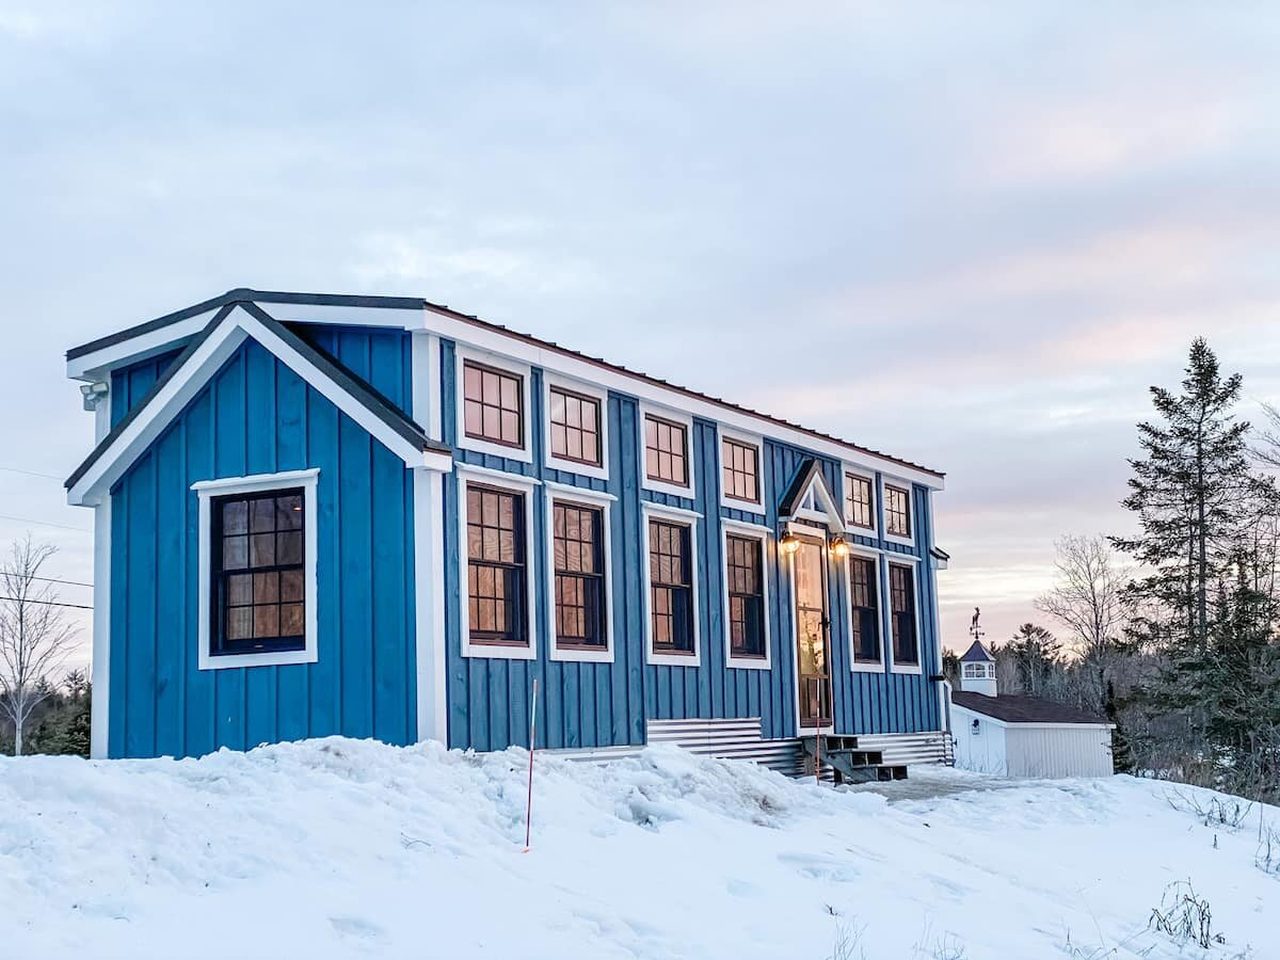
[1112,338,1254,654]
[1006,623,1062,697]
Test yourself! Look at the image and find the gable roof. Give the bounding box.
[960,640,994,663]
[951,691,1109,725]
[778,458,844,532]
[67,288,945,485]
[66,299,451,505]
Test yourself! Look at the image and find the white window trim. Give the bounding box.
[194,468,320,671]
[842,466,878,538]
[886,557,924,675]
[639,404,697,500]
[458,470,538,660]
[543,372,609,481]
[717,427,765,512]
[455,344,534,463]
[844,544,886,674]
[544,485,615,664]
[721,520,771,670]
[881,476,915,548]
[642,503,701,667]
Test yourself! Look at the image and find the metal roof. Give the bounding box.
[951,691,1109,725]
[67,288,946,481]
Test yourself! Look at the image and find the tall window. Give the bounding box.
[212,489,306,655]
[649,518,694,654]
[644,415,689,487]
[553,501,606,648]
[722,438,760,504]
[463,360,523,448]
[889,563,918,666]
[726,534,765,659]
[549,386,602,468]
[466,485,527,645]
[845,474,873,530]
[849,555,880,663]
[885,484,911,538]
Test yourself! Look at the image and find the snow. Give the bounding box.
[1,739,1277,959]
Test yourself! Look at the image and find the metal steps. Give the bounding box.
[801,735,910,784]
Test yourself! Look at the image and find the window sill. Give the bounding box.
[198,647,317,671]
[647,649,701,668]
[462,639,537,660]
[890,662,923,675]
[546,455,609,483]
[726,654,771,671]
[884,532,915,549]
[550,643,614,664]
[851,659,885,674]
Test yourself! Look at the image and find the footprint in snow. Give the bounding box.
[330,916,388,943]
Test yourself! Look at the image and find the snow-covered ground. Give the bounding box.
[1,739,1276,959]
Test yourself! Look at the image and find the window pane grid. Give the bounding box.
[649,519,693,653]
[849,555,880,663]
[463,360,524,448]
[722,439,760,503]
[726,534,765,658]
[644,415,689,486]
[845,474,873,529]
[549,386,602,468]
[886,485,911,537]
[214,489,305,656]
[467,486,526,644]
[554,502,606,648]
[889,564,918,665]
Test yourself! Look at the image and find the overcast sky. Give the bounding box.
[3,2,1279,669]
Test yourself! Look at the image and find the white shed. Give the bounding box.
[950,641,1114,779]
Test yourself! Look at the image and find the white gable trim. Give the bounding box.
[782,467,845,533]
[67,305,450,506]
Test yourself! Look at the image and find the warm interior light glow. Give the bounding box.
[780,533,800,556]
[829,537,849,559]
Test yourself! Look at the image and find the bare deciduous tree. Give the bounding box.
[1035,535,1127,714]
[0,537,78,756]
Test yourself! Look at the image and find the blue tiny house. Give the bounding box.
[66,290,949,769]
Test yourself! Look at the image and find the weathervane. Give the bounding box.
[969,606,985,643]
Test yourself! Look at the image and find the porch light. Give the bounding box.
[828,536,849,559]
[780,533,800,556]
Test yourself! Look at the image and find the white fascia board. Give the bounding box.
[949,704,1115,731]
[257,302,422,329]
[67,308,220,381]
[422,308,946,491]
[68,305,448,507]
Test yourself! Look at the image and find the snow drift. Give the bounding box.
[1,738,1276,959]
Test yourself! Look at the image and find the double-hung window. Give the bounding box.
[648,517,694,656]
[848,554,881,665]
[466,484,528,647]
[845,473,874,531]
[552,500,606,650]
[888,562,919,668]
[725,533,766,661]
[885,484,911,539]
[463,360,524,449]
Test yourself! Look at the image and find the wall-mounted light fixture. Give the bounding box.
[828,535,849,560]
[779,532,800,556]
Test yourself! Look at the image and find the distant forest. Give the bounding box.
[945,338,1280,803]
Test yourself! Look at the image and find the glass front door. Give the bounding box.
[793,537,832,729]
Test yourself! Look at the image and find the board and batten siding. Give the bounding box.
[110,348,184,427]
[438,337,943,752]
[1006,726,1114,778]
[107,334,418,758]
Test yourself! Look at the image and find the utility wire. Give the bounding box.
[0,514,90,534]
[28,575,94,589]
[0,596,92,610]
[0,465,64,481]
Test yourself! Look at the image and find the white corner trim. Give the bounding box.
[412,330,448,744]
[543,371,610,481]
[454,344,534,463]
[886,556,924,675]
[458,472,538,660]
[89,495,112,759]
[841,465,878,538]
[881,476,915,548]
[194,469,320,671]
[844,544,886,674]
[720,520,771,670]
[544,487,615,664]
[717,426,766,513]
[638,403,697,500]
[641,503,702,667]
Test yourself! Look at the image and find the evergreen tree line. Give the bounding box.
[945,339,1280,802]
[0,669,91,757]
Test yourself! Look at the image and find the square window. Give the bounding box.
[462,360,524,449]
[722,438,761,504]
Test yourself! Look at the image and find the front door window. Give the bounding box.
[794,538,832,728]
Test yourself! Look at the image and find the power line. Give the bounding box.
[28,575,94,589]
[0,595,92,610]
[0,514,90,534]
[0,465,64,481]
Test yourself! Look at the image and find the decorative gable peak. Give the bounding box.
[778,459,844,533]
